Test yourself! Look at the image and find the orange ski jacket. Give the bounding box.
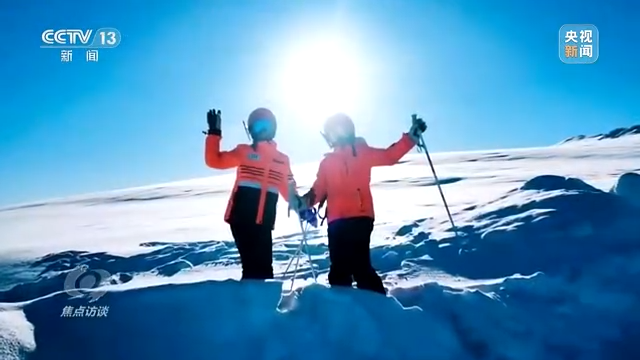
[204,135,295,228]
[304,133,416,224]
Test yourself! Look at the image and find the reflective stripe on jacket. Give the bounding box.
[205,135,295,228]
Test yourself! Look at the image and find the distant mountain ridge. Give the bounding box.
[560,124,640,144]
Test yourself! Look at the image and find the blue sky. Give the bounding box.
[0,0,638,206]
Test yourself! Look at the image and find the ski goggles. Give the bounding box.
[249,118,274,134]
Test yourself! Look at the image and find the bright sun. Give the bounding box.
[278,38,365,125]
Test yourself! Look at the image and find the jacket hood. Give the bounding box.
[324,137,367,157]
[354,136,368,146]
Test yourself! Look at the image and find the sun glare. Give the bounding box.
[278,38,366,126]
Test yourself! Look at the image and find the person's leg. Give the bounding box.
[351,217,386,295]
[252,225,274,279]
[327,219,354,288]
[230,223,255,279]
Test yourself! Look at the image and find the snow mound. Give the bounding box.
[394,174,640,280]
[1,280,469,360]
[610,172,640,208]
[384,174,640,359]
[3,261,640,360]
[559,124,640,144]
[2,174,640,359]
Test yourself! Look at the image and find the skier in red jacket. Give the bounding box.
[297,113,427,294]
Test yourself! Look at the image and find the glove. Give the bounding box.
[408,114,427,143]
[287,194,317,227]
[298,207,318,228]
[205,108,222,136]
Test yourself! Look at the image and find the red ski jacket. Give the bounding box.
[304,134,416,224]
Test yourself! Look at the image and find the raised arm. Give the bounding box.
[364,133,416,167]
[204,135,242,169]
[365,115,427,167]
[203,108,242,169]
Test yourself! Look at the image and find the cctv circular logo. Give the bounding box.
[63,265,111,302]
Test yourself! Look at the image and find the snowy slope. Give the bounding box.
[0,133,639,360]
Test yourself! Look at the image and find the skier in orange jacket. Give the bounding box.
[204,107,301,280]
[298,113,427,294]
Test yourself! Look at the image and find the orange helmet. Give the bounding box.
[322,113,355,147]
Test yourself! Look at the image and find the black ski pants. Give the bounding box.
[230,223,274,280]
[327,217,386,295]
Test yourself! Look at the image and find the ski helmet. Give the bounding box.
[246,107,277,142]
[322,113,356,147]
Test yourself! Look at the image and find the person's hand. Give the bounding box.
[205,108,222,136]
[408,114,427,143]
[298,206,318,228]
[288,194,307,213]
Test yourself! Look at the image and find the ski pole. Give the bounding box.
[413,116,461,239]
[280,219,317,292]
[281,233,303,285]
[293,219,317,291]
[299,219,317,282]
[281,181,318,291]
